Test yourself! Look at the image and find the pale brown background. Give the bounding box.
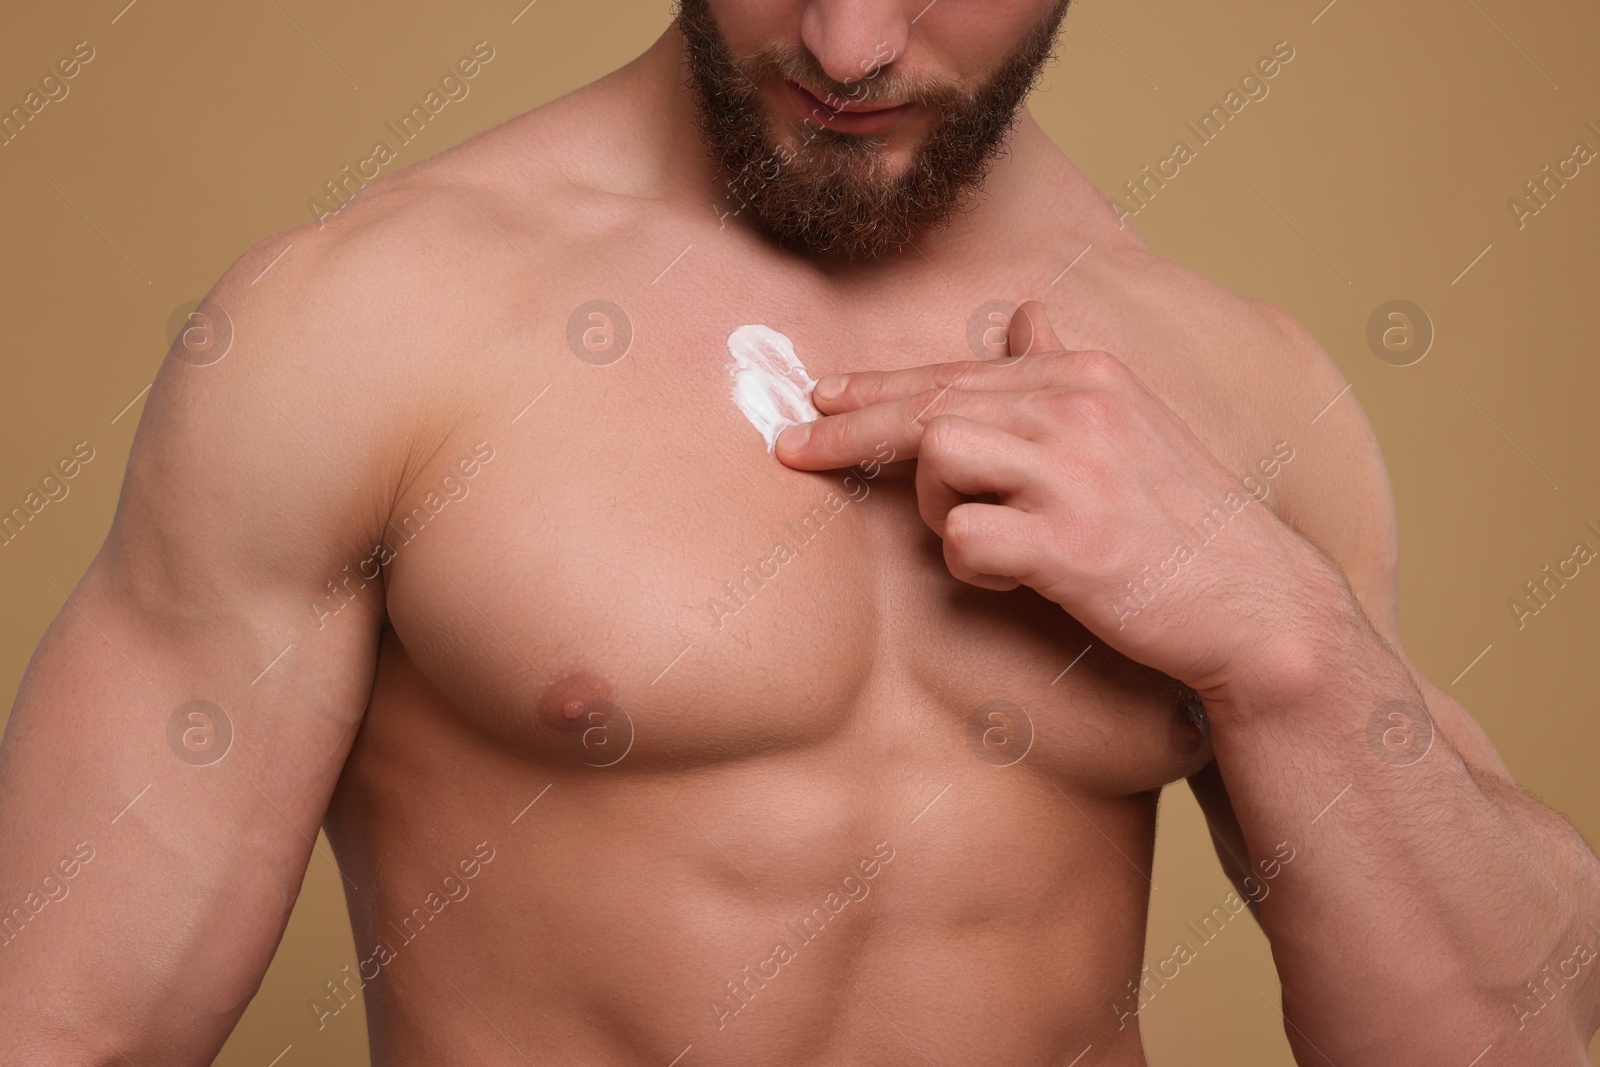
[2,0,1596,1063]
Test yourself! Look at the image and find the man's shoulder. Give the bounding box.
[153,135,582,546]
[219,111,628,391]
[250,75,654,308]
[1066,239,1346,431]
[250,154,559,332]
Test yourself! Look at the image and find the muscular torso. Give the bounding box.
[316,69,1318,1067]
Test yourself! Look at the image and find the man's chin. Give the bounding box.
[772,135,919,183]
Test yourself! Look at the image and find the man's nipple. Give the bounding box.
[538,670,615,728]
[536,670,635,767]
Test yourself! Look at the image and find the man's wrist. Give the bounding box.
[1198,562,1412,728]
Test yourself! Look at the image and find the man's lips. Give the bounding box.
[785,80,912,135]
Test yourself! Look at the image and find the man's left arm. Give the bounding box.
[1186,302,1600,1065]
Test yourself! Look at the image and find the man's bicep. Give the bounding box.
[0,231,398,1062]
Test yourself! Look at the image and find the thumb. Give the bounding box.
[1006,300,1064,358]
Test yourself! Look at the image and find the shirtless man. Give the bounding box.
[2,0,1597,1064]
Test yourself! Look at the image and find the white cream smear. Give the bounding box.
[725,324,820,452]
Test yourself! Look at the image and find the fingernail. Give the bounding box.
[814,374,849,401]
[776,422,812,454]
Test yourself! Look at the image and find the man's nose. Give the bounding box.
[799,1,911,87]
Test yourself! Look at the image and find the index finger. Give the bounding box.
[813,350,1050,415]
[775,388,1029,470]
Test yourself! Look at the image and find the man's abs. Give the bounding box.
[324,623,1196,1067]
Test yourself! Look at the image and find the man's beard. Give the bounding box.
[678,0,1070,260]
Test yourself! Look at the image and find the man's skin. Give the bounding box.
[3,2,1599,1065]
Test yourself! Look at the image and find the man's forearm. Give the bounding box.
[1203,597,1600,1065]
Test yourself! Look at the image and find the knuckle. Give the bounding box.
[931,360,983,390]
[804,416,843,456]
[1040,388,1076,419]
[920,413,966,456]
[849,372,886,404]
[1069,348,1126,383]
[909,386,955,426]
[1024,390,1062,424]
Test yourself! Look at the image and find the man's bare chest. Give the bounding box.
[369,248,1237,796]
